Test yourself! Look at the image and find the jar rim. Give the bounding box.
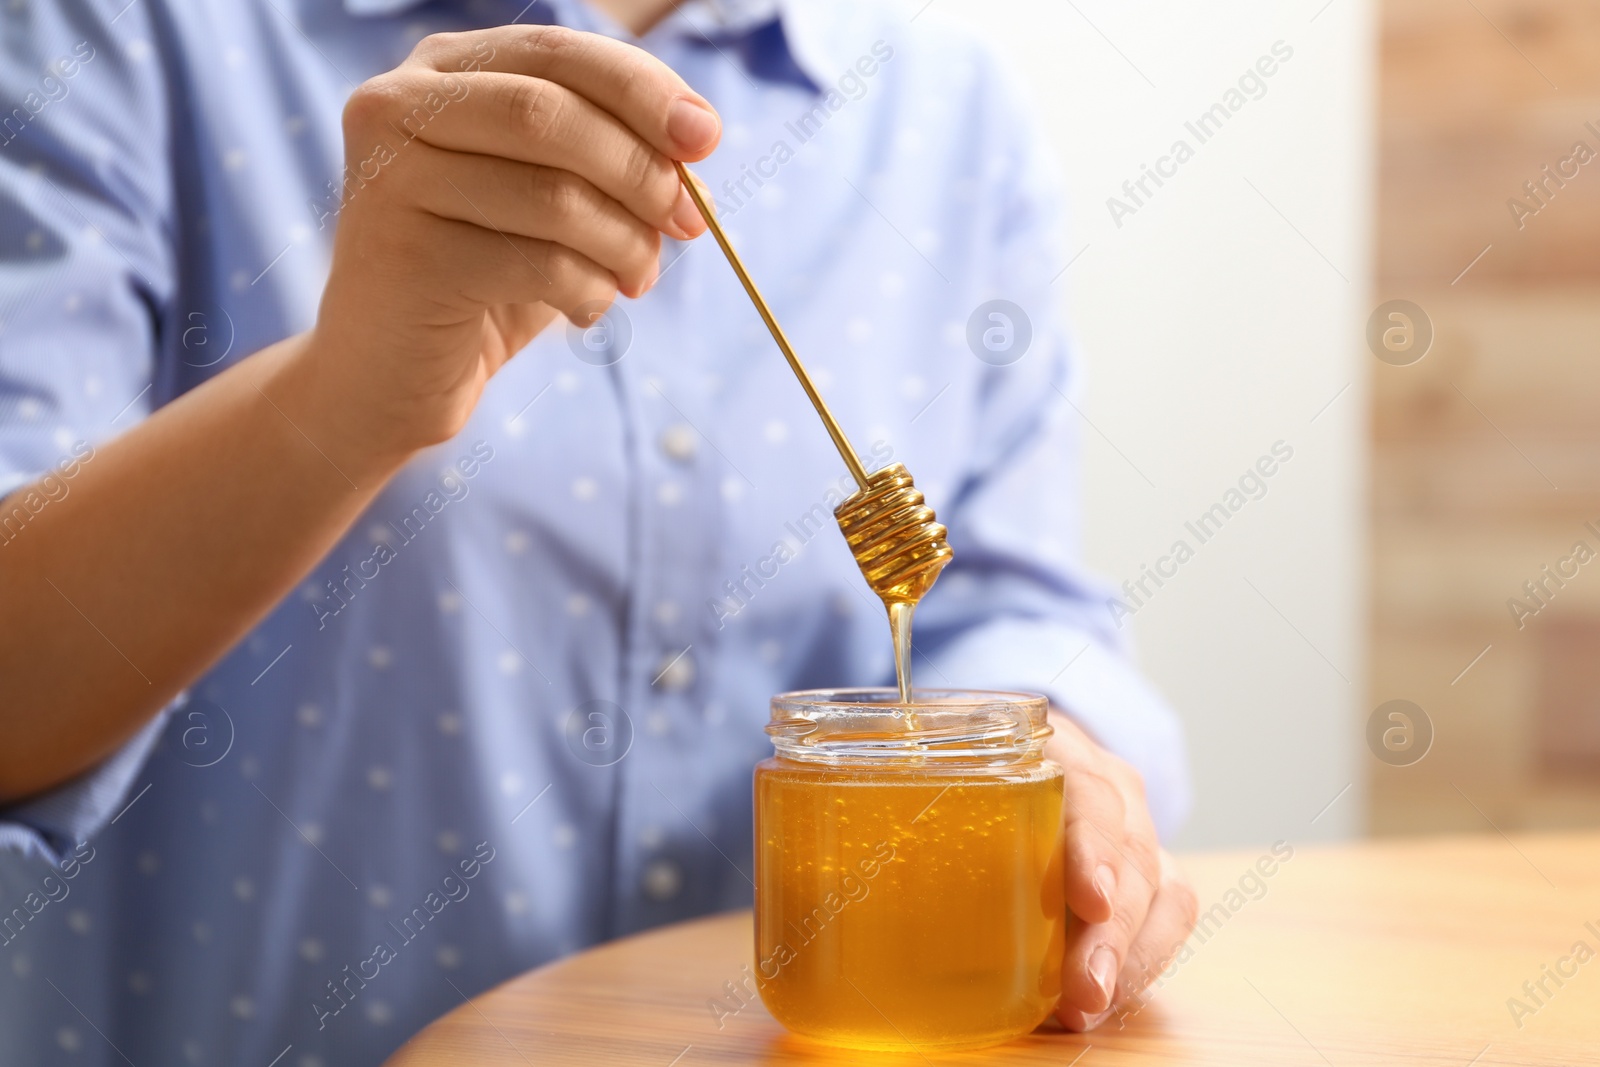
[767,688,1051,764]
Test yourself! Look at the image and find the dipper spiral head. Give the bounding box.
[833,463,952,604]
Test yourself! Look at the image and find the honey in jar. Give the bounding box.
[753,689,1065,1051]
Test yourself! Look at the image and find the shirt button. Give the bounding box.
[654,650,696,692]
[642,859,682,901]
[659,424,698,463]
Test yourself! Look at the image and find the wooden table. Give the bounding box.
[384,833,1600,1065]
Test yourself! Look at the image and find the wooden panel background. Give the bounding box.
[1372,0,1600,832]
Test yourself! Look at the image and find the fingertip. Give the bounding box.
[1055,1004,1111,1034]
[666,96,721,158]
[622,270,653,300]
[1064,839,1115,924]
[1094,862,1117,910]
[1087,945,1118,1013]
[1058,940,1114,1018]
[562,293,616,327]
[669,186,706,240]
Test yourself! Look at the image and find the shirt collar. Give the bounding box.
[339,0,851,90]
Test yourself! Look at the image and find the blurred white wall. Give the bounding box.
[937,0,1372,848]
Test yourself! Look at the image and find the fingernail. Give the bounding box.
[667,97,719,154]
[670,186,703,239]
[1088,946,1118,1012]
[1094,863,1117,907]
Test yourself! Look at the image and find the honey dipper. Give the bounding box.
[673,162,953,704]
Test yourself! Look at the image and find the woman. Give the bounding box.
[0,0,1194,1062]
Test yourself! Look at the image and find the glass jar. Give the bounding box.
[753,689,1065,1052]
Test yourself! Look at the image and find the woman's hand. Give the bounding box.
[292,25,720,468]
[0,25,720,802]
[1047,711,1199,1030]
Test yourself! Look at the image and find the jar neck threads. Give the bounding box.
[767,689,1051,766]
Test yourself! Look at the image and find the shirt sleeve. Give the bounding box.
[0,716,167,865]
[0,0,178,864]
[914,55,1192,840]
